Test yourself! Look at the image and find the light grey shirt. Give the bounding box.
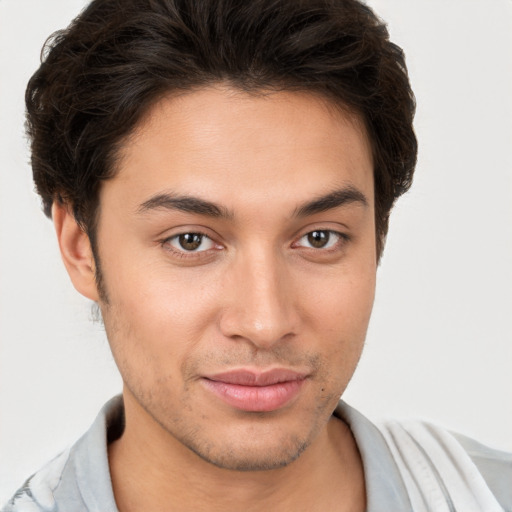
[3,396,511,511]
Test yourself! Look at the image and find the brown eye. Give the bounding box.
[179,233,202,251]
[307,231,330,248]
[168,233,214,252]
[295,230,344,250]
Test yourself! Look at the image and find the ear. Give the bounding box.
[52,202,100,302]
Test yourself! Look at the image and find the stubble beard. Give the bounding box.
[119,365,342,473]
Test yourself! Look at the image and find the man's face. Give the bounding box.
[95,87,376,470]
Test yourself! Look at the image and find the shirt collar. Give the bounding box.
[72,396,412,511]
[334,401,412,512]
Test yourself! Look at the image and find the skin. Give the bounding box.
[54,86,376,511]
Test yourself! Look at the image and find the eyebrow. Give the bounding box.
[294,186,368,217]
[137,193,233,218]
[137,186,368,219]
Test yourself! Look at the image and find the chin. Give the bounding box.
[186,433,311,472]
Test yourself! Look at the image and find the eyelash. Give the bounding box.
[293,230,349,251]
[161,228,350,260]
[161,231,218,259]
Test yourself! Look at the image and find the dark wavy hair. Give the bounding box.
[26,0,417,259]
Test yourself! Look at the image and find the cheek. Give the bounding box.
[299,224,377,342]
[300,263,376,385]
[101,258,223,360]
[304,265,376,336]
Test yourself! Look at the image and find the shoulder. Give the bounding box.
[452,430,512,508]
[1,449,71,512]
[378,420,512,512]
[2,395,123,512]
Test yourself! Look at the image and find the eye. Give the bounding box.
[166,232,215,252]
[295,230,343,250]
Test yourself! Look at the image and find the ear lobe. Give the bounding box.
[52,202,100,302]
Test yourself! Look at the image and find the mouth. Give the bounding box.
[201,368,308,412]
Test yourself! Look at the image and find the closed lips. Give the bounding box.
[201,369,308,412]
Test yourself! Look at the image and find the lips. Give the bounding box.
[202,368,307,412]
[206,369,307,386]
[201,368,307,412]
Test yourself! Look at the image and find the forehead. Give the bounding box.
[105,86,374,213]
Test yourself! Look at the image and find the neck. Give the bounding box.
[108,393,366,512]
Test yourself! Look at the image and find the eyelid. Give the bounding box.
[293,226,349,244]
[167,232,215,252]
[160,228,224,259]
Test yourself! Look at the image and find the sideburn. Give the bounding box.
[88,227,110,307]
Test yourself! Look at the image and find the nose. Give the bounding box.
[219,248,299,350]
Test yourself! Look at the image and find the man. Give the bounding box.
[2,0,511,511]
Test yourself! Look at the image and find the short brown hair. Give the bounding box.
[26,0,417,258]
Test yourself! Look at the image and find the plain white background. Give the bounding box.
[0,0,511,503]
